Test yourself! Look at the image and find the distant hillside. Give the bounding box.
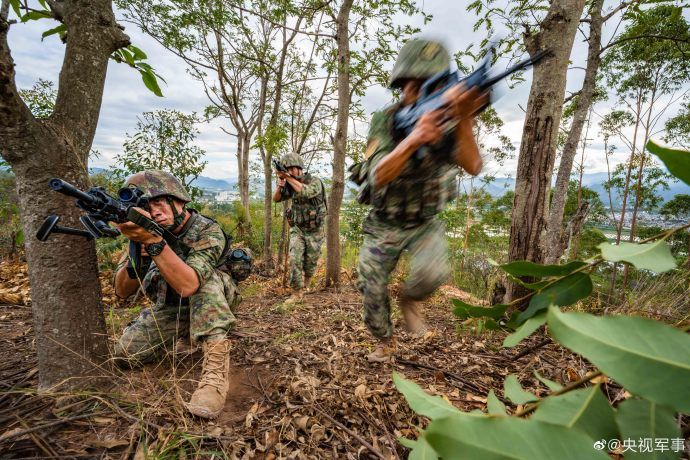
[479,172,690,206]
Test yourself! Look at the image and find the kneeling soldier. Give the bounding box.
[113,170,241,419]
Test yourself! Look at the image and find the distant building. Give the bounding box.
[215,190,239,203]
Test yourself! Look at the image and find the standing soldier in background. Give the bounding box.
[273,154,327,301]
[113,170,243,419]
[350,39,486,363]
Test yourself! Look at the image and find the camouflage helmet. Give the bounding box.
[389,38,450,88]
[281,153,304,169]
[124,170,192,203]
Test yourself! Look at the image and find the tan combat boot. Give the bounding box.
[367,337,397,363]
[400,295,429,338]
[186,338,230,419]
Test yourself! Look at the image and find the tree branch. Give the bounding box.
[0,0,34,162]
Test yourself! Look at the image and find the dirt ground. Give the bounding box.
[0,261,614,458]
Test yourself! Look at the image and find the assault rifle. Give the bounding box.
[36,178,176,279]
[272,159,295,199]
[394,47,550,161]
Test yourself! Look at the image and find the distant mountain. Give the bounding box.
[481,172,690,206]
[192,176,236,190]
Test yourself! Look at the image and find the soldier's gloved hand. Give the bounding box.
[411,110,444,146]
[277,171,289,180]
[277,178,287,187]
[116,208,162,244]
[442,84,489,120]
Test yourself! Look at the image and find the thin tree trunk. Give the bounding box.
[324,0,354,287]
[506,0,586,303]
[544,0,603,263]
[0,0,129,389]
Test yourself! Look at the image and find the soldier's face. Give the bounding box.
[149,197,184,226]
[402,80,422,105]
[288,166,302,177]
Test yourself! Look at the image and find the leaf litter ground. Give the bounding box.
[0,260,619,458]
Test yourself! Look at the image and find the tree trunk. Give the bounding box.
[324,0,353,287]
[262,154,274,269]
[506,0,585,302]
[0,0,129,389]
[544,0,603,264]
[236,132,251,236]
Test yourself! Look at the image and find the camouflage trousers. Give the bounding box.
[288,225,325,289]
[113,268,241,366]
[357,213,450,338]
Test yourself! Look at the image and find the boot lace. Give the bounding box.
[199,343,227,392]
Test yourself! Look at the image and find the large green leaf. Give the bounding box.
[615,399,681,460]
[393,372,460,419]
[518,273,593,323]
[400,436,439,460]
[452,300,507,320]
[598,240,676,273]
[503,311,546,347]
[500,260,587,278]
[547,307,690,412]
[486,390,506,416]
[504,375,538,405]
[646,140,690,186]
[425,414,609,459]
[531,385,618,441]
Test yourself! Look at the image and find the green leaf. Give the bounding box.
[533,371,562,391]
[547,307,690,412]
[646,139,690,186]
[21,10,52,22]
[503,311,546,347]
[425,415,610,460]
[500,260,587,278]
[615,399,681,460]
[598,240,676,273]
[41,24,66,41]
[486,390,506,416]
[128,44,148,61]
[140,69,163,97]
[400,436,439,460]
[452,300,507,320]
[504,375,538,405]
[119,48,135,67]
[9,0,21,18]
[531,385,618,441]
[518,273,593,323]
[393,372,460,419]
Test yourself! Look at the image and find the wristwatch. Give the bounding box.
[145,239,167,257]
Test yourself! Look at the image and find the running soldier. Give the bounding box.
[350,39,486,362]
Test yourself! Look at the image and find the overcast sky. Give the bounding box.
[6,1,688,181]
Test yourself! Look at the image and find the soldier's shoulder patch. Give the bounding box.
[365,138,380,160]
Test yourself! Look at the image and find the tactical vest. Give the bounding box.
[289,174,327,231]
[348,105,458,224]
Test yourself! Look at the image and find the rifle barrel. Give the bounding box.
[48,178,99,206]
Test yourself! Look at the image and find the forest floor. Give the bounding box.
[0,259,610,459]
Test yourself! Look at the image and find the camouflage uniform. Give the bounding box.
[351,39,457,339]
[114,210,241,365]
[277,172,327,289]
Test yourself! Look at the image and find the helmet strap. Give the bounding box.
[166,197,186,231]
